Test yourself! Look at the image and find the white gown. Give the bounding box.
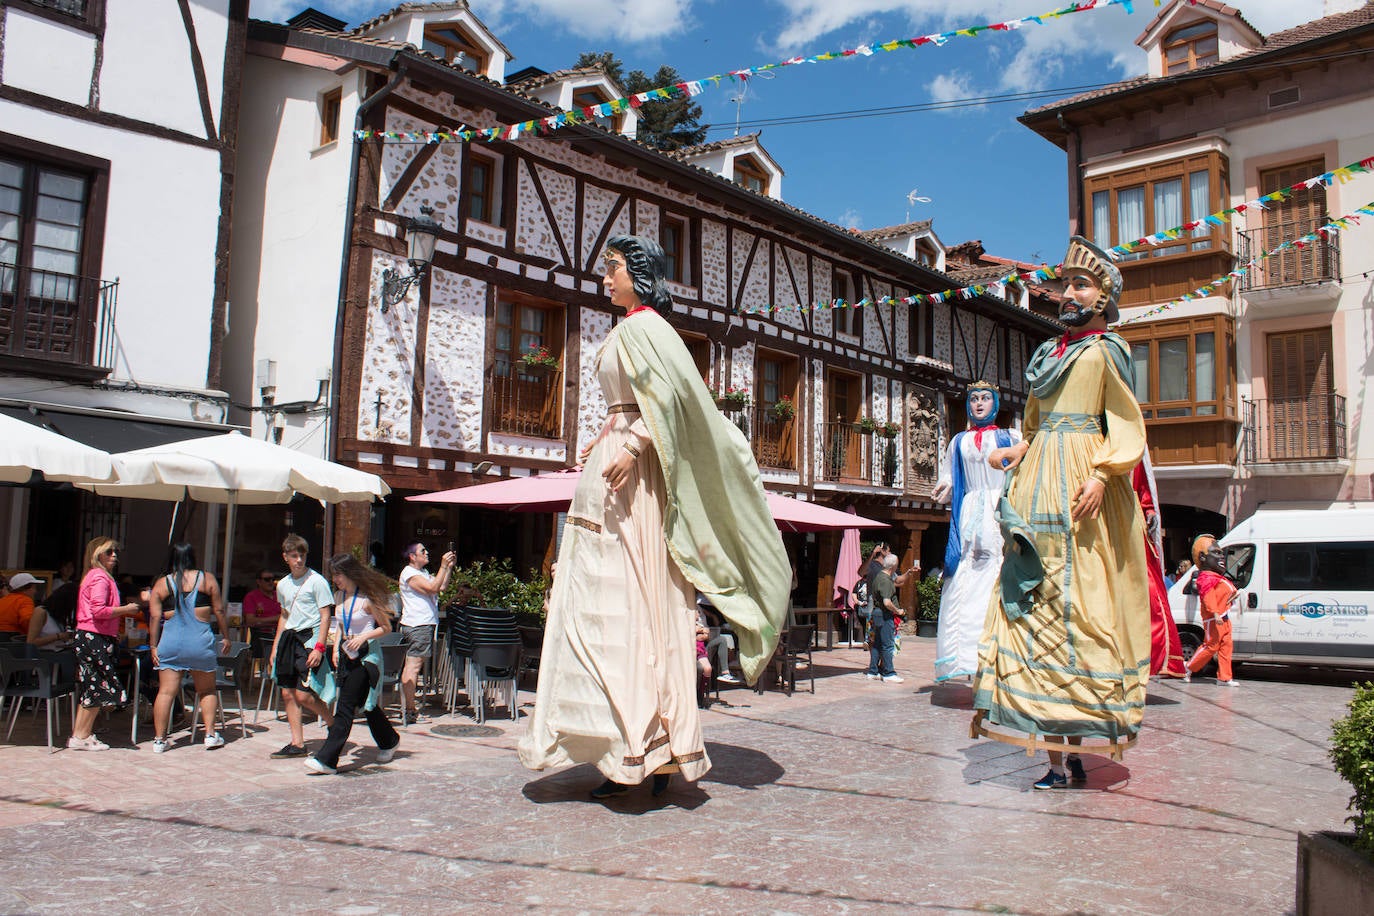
[933,427,1021,682]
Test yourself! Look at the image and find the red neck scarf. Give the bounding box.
[970,420,998,450]
[625,304,656,317]
[1051,327,1106,358]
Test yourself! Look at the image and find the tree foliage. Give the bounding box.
[573,51,707,151]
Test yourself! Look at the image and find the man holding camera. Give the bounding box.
[865,553,907,684]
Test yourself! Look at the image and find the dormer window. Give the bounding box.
[1163,20,1218,75]
[572,86,621,132]
[423,23,489,74]
[733,155,770,196]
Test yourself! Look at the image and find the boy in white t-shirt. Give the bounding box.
[398,543,455,723]
[268,534,335,758]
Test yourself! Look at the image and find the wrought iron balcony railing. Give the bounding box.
[0,263,117,371]
[1236,219,1340,292]
[820,420,870,482]
[1242,394,1346,464]
[748,405,797,471]
[488,365,562,439]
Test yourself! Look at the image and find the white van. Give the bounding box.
[1169,503,1374,671]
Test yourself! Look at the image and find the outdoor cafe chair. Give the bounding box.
[378,641,408,722]
[773,624,816,695]
[468,642,521,724]
[1,645,76,752]
[517,625,543,687]
[185,641,253,741]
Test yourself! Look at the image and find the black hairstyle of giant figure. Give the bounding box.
[606,234,673,315]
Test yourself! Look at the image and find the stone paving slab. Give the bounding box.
[0,638,1356,914]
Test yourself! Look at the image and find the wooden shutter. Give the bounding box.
[1266,328,1333,459]
[1260,160,1325,286]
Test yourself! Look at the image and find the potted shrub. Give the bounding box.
[717,385,750,412]
[520,345,559,376]
[854,416,878,436]
[914,575,941,638]
[440,558,550,627]
[771,395,796,421]
[1297,682,1374,914]
[879,421,901,439]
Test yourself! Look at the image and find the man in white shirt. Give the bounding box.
[398,543,455,724]
[269,534,335,758]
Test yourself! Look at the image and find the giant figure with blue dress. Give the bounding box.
[932,381,1019,683]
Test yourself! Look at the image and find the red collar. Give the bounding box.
[625,305,656,317]
[1052,328,1105,358]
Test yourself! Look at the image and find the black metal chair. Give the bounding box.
[773,624,816,695]
[187,641,253,741]
[1,646,76,752]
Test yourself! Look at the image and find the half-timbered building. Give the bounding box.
[232,2,1056,603]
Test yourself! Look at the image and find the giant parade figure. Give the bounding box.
[932,381,1019,683]
[971,236,1151,790]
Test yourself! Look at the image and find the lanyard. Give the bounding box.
[341,591,358,637]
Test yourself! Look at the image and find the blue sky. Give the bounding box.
[254,0,1338,264]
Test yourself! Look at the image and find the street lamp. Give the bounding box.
[380,205,442,312]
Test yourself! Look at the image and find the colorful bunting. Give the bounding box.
[355,0,1159,146]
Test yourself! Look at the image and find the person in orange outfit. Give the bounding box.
[1132,458,1185,678]
[1183,534,1238,687]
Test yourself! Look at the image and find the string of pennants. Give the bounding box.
[1113,200,1374,327]
[354,0,1179,145]
[741,155,1374,317]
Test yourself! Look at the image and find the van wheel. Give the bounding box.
[1177,627,1215,676]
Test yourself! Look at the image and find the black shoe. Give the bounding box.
[1033,768,1067,790]
[651,774,671,797]
[271,743,307,759]
[590,779,631,799]
[1066,755,1087,784]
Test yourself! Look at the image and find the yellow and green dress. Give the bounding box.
[971,331,1150,758]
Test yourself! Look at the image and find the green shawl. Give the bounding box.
[616,311,791,682]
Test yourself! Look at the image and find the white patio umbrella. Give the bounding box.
[0,411,114,484]
[79,430,390,588]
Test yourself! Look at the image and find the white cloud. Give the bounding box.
[764,0,1333,89]
[926,69,984,112]
[469,0,694,43]
[839,207,864,229]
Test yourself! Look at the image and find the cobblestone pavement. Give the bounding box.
[0,637,1354,914]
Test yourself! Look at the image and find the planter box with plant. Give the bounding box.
[914,575,941,637]
[879,421,900,439]
[717,386,750,412]
[439,558,550,627]
[771,395,796,421]
[854,416,878,435]
[1296,681,1374,915]
[520,345,559,375]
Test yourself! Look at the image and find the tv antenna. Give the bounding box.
[905,188,932,222]
[728,70,775,136]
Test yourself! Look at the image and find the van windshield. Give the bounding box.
[1225,544,1255,587]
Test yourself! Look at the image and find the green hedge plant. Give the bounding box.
[439,558,549,626]
[1331,681,1374,857]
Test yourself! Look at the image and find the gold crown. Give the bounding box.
[966,380,997,394]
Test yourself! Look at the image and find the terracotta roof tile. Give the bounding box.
[859,219,932,242]
[668,132,763,160]
[506,64,623,93]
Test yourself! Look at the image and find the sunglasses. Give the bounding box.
[258,575,274,581]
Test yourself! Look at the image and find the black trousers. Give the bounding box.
[315,655,398,768]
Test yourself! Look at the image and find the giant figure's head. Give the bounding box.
[1058,235,1122,326]
[604,235,673,315]
[966,380,999,427]
[1191,534,1225,574]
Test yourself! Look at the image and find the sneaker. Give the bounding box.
[376,740,398,764]
[401,709,431,725]
[66,735,110,751]
[304,757,336,776]
[152,737,170,754]
[1182,672,1192,683]
[1219,679,1240,687]
[882,674,905,684]
[1033,768,1068,790]
[1066,755,1087,784]
[863,672,880,680]
[204,733,225,750]
[271,743,307,759]
[590,780,631,799]
[717,672,740,684]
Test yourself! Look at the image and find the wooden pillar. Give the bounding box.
[898,523,927,612]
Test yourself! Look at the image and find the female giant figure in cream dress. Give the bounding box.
[518,236,791,797]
